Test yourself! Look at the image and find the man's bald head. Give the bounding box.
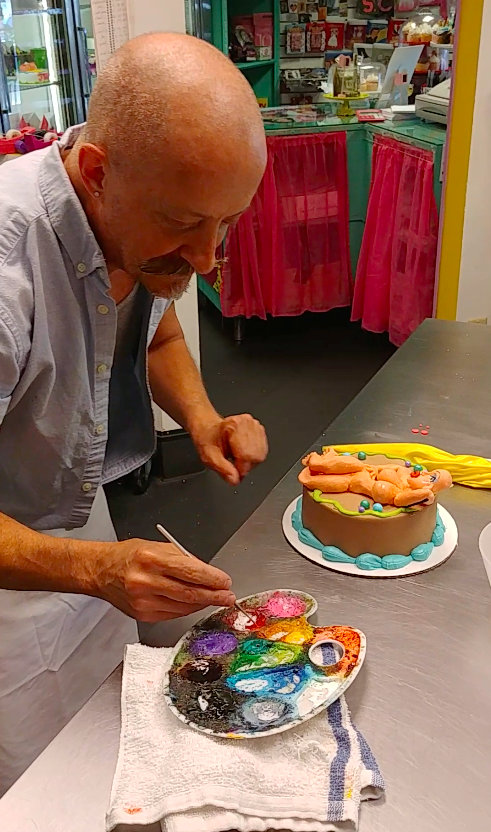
[69,32,267,297]
[84,32,265,176]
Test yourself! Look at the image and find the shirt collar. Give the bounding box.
[38,124,106,277]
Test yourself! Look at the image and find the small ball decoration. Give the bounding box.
[413,464,424,472]
[342,452,351,456]
[372,503,383,513]
[360,499,370,509]
[358,506,366,514]
[357,451,367,460]
[405,460,411,468]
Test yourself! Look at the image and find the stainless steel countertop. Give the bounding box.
[1,319,490,832]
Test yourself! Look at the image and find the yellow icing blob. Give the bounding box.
[259,617,314,645]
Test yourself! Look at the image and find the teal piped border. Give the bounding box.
[292,498,446,572]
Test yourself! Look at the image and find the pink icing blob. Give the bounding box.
[264,593,307,619]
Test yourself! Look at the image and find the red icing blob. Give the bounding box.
[222,608,267,632]
[421,430,429,436]
[411,428,420,434]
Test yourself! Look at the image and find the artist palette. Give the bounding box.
[163,589,366,739]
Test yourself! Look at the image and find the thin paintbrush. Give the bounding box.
[156,523,255,623]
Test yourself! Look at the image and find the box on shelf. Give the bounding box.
[325,21,345,50]
[230,16,256,63]
[388,18,404,45]
[286,23,307,54]
[253,13,273,60]
[367,20,389,43]
[306,22,327,53]
[345,23,367,50]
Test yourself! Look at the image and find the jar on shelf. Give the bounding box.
[333,63,360,98]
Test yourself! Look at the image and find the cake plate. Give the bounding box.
[282,497,458,578]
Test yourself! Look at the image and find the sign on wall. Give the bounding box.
[355,0,395,17]
[91,0,130,70]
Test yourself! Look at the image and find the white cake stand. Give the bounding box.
[282,497,458,578]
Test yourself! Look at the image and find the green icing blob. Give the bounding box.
[230,639,302,674]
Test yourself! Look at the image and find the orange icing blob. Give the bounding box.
[312,626,361,675]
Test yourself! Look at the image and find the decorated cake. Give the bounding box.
[295,447,452,570]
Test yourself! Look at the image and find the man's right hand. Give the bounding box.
[86,539,236,622]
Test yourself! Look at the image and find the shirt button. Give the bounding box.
[81,482,93,493]
[95,424,105,435]
[96,363,108,375]
[97,304,109,315]
[77,262,87,274]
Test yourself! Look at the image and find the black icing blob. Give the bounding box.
[180,659,223,683]
[171,681,247,732]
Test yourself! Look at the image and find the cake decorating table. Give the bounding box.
[1,318,490,832]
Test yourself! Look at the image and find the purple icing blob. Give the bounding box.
[190,631,238,657]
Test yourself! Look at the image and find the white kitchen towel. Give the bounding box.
[106,644,385,832]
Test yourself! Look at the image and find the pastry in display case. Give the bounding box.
[359,60,386,95]
[0,0,93,136]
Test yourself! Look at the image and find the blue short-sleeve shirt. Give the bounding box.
[0,126,169,530]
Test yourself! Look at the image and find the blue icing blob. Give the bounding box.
[226,664,313,698]
[431,513,446,546]
[322,546,353,564]
[292,498,303,530]
[382,554,412,570]
[298,527,324,552]
[411,542,433,561]
[356,553,382,570]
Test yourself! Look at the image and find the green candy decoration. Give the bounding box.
[360,499,370,509]
[357,451,367,460]
[413,464,424,473]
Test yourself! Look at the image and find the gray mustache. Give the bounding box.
[139,258,193,277]
[139,257,228,276]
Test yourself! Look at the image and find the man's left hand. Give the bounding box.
[191,414,268,485]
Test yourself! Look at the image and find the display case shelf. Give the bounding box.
[234,59,275,69]
[9,80,59,90]
[12,8,63,15]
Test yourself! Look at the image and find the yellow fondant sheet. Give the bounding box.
[330,443,491,490]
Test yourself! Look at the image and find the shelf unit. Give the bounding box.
[201,1,280,107]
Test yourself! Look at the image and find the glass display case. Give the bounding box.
[78,0,95,88]
[0,0,91,134]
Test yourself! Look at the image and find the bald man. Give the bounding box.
[0,33,268,792]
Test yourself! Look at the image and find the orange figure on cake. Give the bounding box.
[299,447,452,508]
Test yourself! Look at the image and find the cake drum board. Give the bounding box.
[283,498,458,579]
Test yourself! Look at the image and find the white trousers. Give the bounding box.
[0,488,138,795]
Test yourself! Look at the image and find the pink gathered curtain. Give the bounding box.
[351,135,439,347]
[206,132,352,319]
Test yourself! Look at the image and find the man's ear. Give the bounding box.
[78,143,107,198]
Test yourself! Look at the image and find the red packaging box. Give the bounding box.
[345,23,368,50]
[253,13,273,59]
[325,22,345,51]
[306,22,327,53]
